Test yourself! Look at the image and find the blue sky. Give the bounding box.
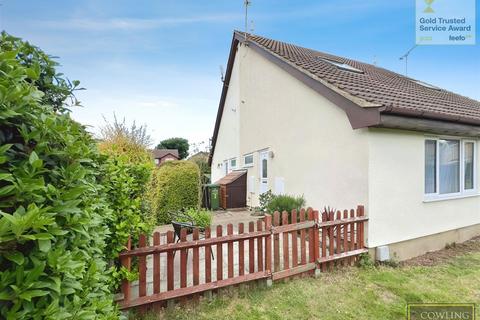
[2,0,479,148]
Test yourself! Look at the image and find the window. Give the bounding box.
[320,58,364,74]
[425,138,476,199]
[230,158,237,169]
[261,157,267,178]
[465,142,475,190]
[412,79,441,90]
[244,154,254,167]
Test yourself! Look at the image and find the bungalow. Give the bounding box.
[209,31,480,260]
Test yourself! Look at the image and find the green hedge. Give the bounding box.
[100,156,154,288]
[0,33,117,318]
[148,161,201,224]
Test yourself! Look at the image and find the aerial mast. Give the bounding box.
[244,0,251,41]
[399,45,417,76]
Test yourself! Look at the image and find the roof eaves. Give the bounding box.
[208,34,240,166]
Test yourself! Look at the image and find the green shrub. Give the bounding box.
[259,190,274,212]
[148,161,201,224]
[357,253,375,269]
[266,194,306,214]
[177,208,213,229]
[98,118,156,289]
[0,32,117,318]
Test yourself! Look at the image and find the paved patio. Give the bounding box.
[154,209,263,234]
[129,210,268,299]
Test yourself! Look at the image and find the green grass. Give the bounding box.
[133,252,480,320]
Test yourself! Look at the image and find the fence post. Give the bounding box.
[227,224,234,279]
[313,210,320,278]
[358,205,365,249]
[273,212,280,273]
[264,214,272,287]
[153,232,161,294]
[307,209,315,275]
[321,211,327,272]
[282,211,290,272]
[120,236,132,302]
[138,234,147,297]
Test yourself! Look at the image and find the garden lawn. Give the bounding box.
[136,250,480,320]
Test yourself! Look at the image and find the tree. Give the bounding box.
[157,137,189,159]
[100,114,152,149]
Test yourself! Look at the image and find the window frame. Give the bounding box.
[424,136,477,201]
[243,153,254,168]
[229,158,237,170]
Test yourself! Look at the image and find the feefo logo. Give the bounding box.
[424,0,435,13]
[416,0,476,45]
[407,303,475,320]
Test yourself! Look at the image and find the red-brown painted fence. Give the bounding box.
[118,205,368,310]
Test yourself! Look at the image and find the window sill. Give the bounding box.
[423,192,480,203]
[243,164,254,168]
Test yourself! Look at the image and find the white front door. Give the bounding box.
[259,151,268,194]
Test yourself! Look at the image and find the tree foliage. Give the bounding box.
[0,32,117,319]
[156,137,189,160]
[148,161,201,224]
[188,152,210,184]
[100,115,152,149]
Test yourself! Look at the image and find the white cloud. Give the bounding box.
[38,14,242,31]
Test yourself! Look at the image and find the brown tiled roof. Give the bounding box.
[243,32,480,123]
[151,149,179,159]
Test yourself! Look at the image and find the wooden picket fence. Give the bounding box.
[118,205,367,310]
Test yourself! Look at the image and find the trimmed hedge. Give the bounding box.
[148,161,201,224]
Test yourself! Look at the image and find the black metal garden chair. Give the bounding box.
[171,212,214,260]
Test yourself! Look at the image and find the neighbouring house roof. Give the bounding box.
[188,151,209,161]
[152,149,179,159]
[209,31,480,165]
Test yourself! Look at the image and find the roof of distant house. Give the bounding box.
[188,151,209,161]
[152,149,179,159]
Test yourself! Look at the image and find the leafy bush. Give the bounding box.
[266,194,306,214]
[148,161,201,224]
[357,253,375,269]
[0,32,117,318]
[259,190,274,212]
[187,152,210,184]
[177,208,213,229]
[99,118,155,288]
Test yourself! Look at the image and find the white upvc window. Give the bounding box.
[243,153,254,167]
[230,158,237,169]
[424,137,477,200]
